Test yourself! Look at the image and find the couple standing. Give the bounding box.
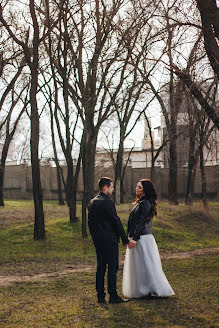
[88,177,175,304]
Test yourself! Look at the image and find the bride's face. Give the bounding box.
[135,182,145,198]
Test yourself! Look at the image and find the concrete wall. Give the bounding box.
[3,164,219,201]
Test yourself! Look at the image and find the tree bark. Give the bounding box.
[82,128,97,238]
[168,136,178,205]
[0,138,11,206]
[114,141,124,204]
[144,113,156,182]
[49,99,65,206]
[52,143,65,207]
[31,80,45,240]
[196,0,219,79]
[29,0,45,240]
[0,104,26,206]
[173,69,219,129]
[199,127,208,209]
[185,139,196,205]
[65,159,78,223]
[0,62,25,206]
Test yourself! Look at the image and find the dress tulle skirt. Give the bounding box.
[122,235,175,298]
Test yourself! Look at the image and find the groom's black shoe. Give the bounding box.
[97,292,106,304]
[109,295,129,304]
[97,297,106,304]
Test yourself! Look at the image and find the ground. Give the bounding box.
[0,200,218,328]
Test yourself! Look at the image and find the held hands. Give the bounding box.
[123,240,137,249]
[127,240,137,249]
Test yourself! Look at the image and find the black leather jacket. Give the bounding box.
[88,192,129,247]
[127,196,152,241]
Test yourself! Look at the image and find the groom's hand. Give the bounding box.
[128,240,137,249]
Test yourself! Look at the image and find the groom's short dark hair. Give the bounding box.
[98,177,113,191]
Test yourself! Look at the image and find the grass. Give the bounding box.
[0,200,219,327]
[0,200,218,275]
[0,256,218,328]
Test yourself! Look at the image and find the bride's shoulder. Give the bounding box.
[139,196,149,203]
[139,198,151,209]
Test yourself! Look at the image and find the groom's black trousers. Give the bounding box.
[95,242,119,298]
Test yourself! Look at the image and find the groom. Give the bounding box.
[88,177,135,304]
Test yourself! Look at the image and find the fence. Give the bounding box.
[4,164,219,201]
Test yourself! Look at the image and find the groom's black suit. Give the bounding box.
[88,192,129,299]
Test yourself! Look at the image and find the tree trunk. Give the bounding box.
[189,149,199,203]
[0,167,4,207]
[66,159,78,223]
[151,160,156,183]
[120,151,131,204]
[120,177,125,204]
[50,105,65,206]
[145,114,155,183]
[30,0,45,240]
[30,75,45,240]
[190,163,197,200]
[185,132,196,205]
[168,114,178,205]
[56,166,65,206]
[185,161,195,205]
[199,130,208,209]
[196,0,219,80]
[82,130,97,238]
[0,136,12,206]
[114,142,124,204]
[168,136,178,205]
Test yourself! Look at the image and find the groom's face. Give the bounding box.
[105,182,114,196]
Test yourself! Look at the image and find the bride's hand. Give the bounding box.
[128,240,137,249]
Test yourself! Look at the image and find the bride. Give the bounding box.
[122,179,175,298]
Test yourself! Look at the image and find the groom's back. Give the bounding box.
[88,193,118,246]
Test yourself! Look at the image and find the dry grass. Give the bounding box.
[0,200,218,327]
[0,256,218,328]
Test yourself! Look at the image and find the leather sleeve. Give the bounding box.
[133,199,151,241]
[105,200,129,245]
[88,200,96,238]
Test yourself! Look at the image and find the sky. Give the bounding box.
[4,0,217,161]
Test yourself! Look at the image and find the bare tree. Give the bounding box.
[138,0,218,204]
[184,84,217,205]
[0,71,28,205]
[0,0,50,239]
[0,6,28,206]
[143,112,169,182]
[40,73,65,206]
[106,56,155,202]
[44,0,156,236]
[173,68,219,129]
[43,0,83,221]
[101,124,136,204]
[167,0,219,128]
[196,0,219,79]
[198,82,218,208]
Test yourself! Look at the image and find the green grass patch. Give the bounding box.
[0,256,218,328]
[0,200,218,275]
[152,202,219,251]
[0,200,218,327]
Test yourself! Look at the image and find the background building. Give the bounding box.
[0,141,16,165]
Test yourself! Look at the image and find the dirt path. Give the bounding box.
[0,265,93,287]
[159,246,219,259]
[0,247,218,286]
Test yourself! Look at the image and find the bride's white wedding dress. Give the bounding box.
[122,235,175,298]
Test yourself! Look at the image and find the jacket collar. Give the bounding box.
[99,191,110,199]
[139,195,148,201]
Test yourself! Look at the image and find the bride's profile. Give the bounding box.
[122,178,175,298]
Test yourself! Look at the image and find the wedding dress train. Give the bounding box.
[122,235,175,298]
